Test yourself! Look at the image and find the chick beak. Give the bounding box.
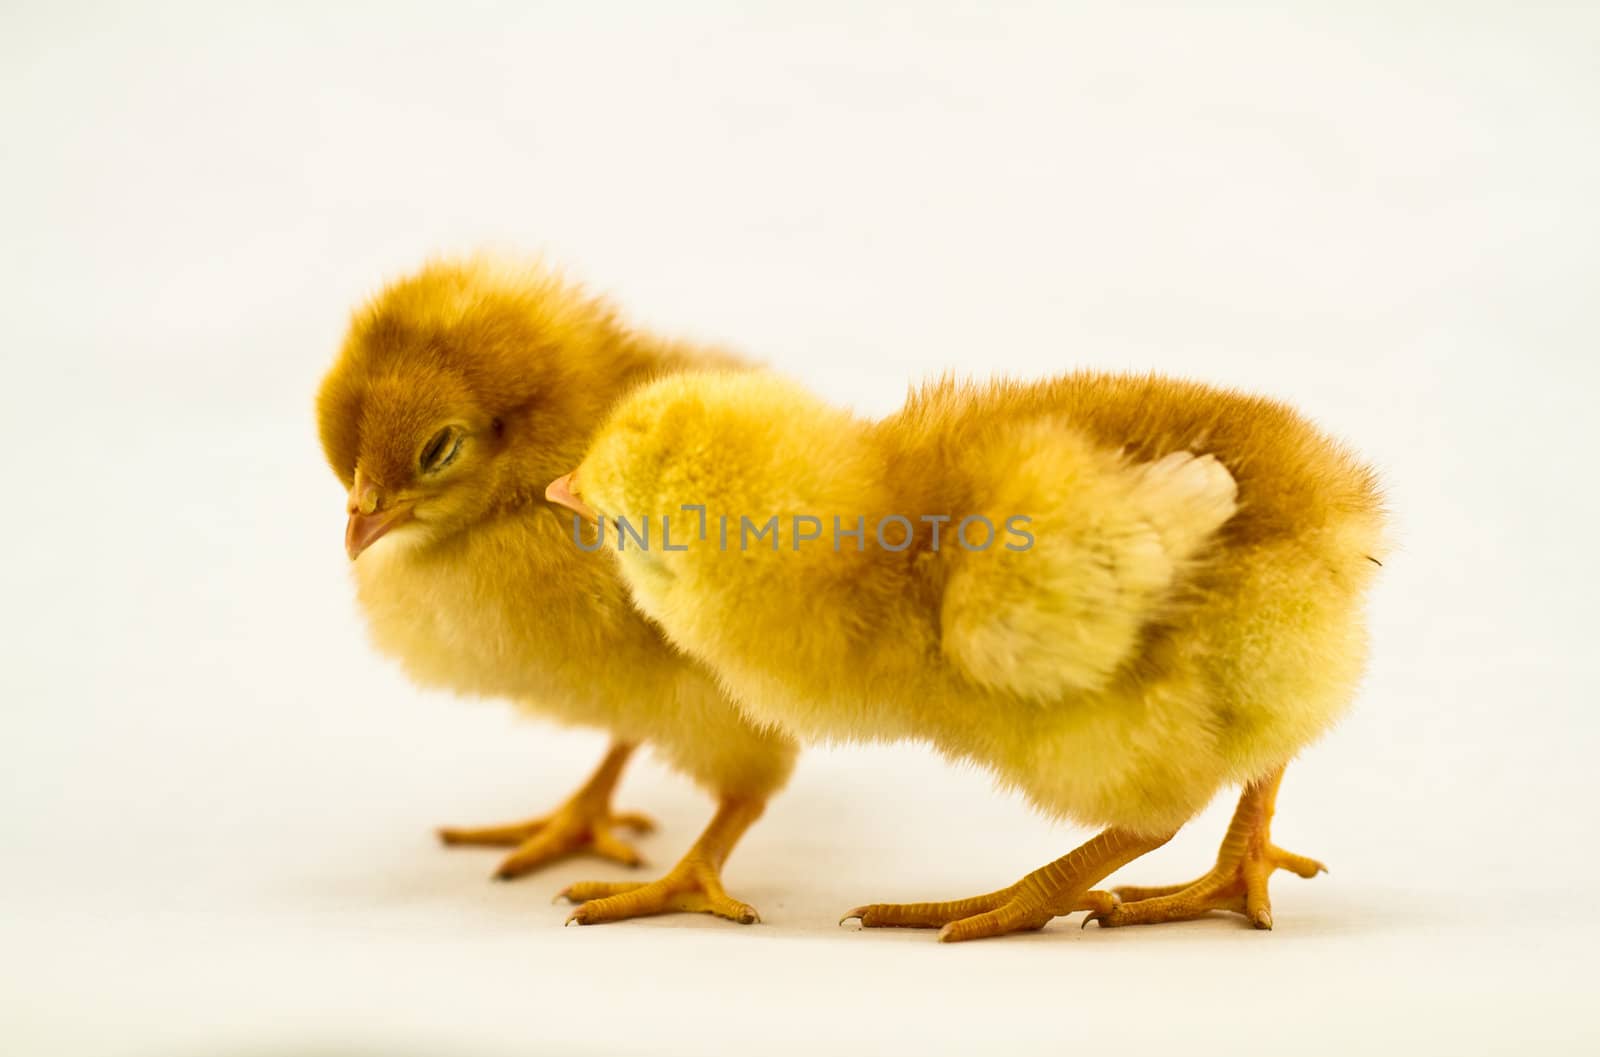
[345,471,413,560]
[546,471,599,523]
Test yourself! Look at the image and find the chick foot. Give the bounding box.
[842,888,1119,930]
[437,741,653,881]
[1090,764,1323,930]
[843,827,1170,943]
[562,796,763,925]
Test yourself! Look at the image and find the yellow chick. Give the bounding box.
[315,259,797,925]
[551,370,1386,941]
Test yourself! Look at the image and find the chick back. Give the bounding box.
[871,372,1386,832]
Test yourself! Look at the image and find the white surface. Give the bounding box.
[3,3,1598,1054]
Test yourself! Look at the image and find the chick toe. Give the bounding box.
[438,742,653,880]
[842,889,1117,930]
[842,887,1019,930]
[563,874,759,926]
[936,902,1056,943]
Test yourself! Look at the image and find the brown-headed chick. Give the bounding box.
[316,258,796,925]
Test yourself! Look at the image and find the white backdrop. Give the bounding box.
[3,3,1596,1054]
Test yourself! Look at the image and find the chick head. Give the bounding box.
[317,257,624,560]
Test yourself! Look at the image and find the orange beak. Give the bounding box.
[345,470,414,560]
[546,471,599,523]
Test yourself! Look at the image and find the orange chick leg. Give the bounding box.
[561,796,764,925]
[1089,765,1325,930]
[436,740,655,880]
[843,827,1172,943]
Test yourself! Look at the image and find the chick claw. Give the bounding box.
[561,859,759,926]
[437,807,654,881]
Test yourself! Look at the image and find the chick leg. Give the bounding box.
[1088,765,1324,930]
[844,828,1173,943]
[437,740,655,880]
[561,796,764,925]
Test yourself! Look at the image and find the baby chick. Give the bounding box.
[551,370,1385,941]
[316,259,797,925]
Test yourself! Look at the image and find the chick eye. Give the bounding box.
[419,426,463,473]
